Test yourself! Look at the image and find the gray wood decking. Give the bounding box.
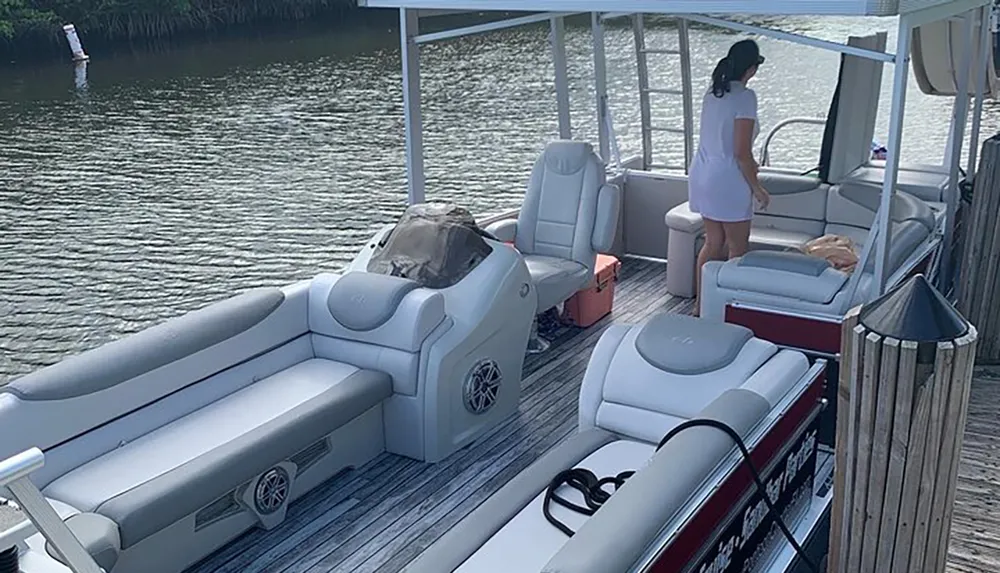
[184,257,1000,573]
[946,367,1000,573]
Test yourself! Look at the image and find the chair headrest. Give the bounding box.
[542,140,598,175]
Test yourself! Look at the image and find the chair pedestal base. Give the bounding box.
[526,317,550,354]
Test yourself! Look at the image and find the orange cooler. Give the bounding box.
[563,254,621,328]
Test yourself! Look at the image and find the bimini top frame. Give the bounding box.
[361,0,956,17]
[362,0,993,302]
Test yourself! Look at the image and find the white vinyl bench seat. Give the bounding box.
[403,314,813,573]
[455,439,656,573]
[665,174,943,300]
[43,359,391,550]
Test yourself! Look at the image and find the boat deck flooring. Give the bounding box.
[183,257,1000,573]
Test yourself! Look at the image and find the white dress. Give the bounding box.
[688,81,760,223]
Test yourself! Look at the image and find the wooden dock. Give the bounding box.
[946,366,1000,573]
[167,256,999,572]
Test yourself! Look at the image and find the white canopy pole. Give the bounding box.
[551,16,572,139]
[940,10,977,291]
[592,13,611,161]
[967,4,992,176]
[400,8,426,205]
[415,11,576,43]
[678,18,695,172]
[873,16,913,295]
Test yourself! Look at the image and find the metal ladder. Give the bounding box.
[631,14,695,173]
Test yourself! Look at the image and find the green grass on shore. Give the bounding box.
[0,0,372,61]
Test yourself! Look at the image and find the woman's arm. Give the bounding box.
[734,119,761,187]
[734,119,769,209]
[734,90,769,209]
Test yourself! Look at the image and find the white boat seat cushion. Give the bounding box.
[717,251,849,304]
[455,439,656,573]
[524,255,592,312]
[826,182,936,231]
[542,389,771,573]
[514,140,608,262]
[403,429,617,573]
[578,314,802,444]
[42,358,392,549]
[749,227,817,251]
[406,387,775,573]
[841,163,950,202]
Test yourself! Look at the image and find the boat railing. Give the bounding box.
[759,116,827,167]
[0,448,104,573]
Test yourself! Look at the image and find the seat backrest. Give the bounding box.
[825,181,936,231]
[755,171,830,222]
[515,140,609,270]
[0,283,310,478]
[578,315,778,444]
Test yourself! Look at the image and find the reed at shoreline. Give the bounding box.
[0,0,375,62]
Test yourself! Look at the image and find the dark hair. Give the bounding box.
[711,39,765,98]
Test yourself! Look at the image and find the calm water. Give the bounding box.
[0,15,995,381]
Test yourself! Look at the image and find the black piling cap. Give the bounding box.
[859,274,968,342]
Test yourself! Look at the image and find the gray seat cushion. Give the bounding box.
[327,271,419,331]
[749,227,817,251]
[3,287,286,402]
[634,314,754,375]
[718,252,849,305]
[738,251,830,276]
[524,255,591,312]
[43,359,391,549]
[46,512,121,572]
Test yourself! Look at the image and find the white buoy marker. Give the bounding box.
[63,24,89,62]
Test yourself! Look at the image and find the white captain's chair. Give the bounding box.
[486,140,621,352]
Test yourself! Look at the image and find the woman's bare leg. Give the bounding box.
[694,218,727,316]
[722,220,752,259]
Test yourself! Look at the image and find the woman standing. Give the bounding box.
[688,39,770,315]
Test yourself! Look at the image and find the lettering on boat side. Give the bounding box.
[688,417,819,573]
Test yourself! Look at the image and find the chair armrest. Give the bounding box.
[664,202,705,235]
[591,183,621,253]
[485,219,517,243]
[308,272,447,353]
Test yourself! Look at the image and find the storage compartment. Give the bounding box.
[562,255,621,328]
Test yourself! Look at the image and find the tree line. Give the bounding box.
[0,0,361,59]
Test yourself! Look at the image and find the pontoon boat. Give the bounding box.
[0,1,995,572]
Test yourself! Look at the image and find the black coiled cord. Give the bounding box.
[0,546,18,573]
[542,418,820,573]
[542,468,635,536]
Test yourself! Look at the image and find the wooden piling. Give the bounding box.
[958,133,1000,363]
[830,275,977,573]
